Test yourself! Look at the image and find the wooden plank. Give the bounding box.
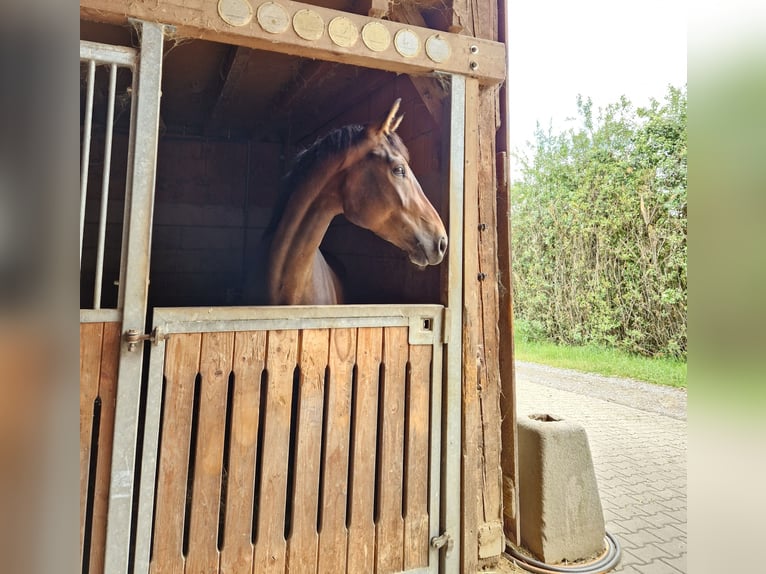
[88,322,121,574]
[150,333,202,574]
[403,344,432,569]
[286,329,330,574]
[80,0,506,85]
[253,329,299,573]
[317,328,356,574]
[461,76,481,574]
[80,322,104,572]
[476,85,504,561]
[346,327,382,574]
[220,331,267,574]
[186,332,235,574]
[375,326,407,574]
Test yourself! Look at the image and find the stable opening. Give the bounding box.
[80,22,450,309]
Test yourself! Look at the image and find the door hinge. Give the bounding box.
[431,532,454,553]
[125,327,166,351]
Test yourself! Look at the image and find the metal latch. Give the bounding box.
[125,327,165,351]
[431,532,454,553]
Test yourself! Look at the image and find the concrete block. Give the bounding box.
[518,413,606,564]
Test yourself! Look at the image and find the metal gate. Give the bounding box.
[133,305,448,574]
[80,21,164,574]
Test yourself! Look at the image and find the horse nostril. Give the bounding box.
[438,236,448,255]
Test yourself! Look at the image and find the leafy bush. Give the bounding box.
[511,86,687,359]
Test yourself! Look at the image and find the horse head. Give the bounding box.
[340,99,448,267]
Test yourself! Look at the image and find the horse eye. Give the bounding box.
[393,165,406,177]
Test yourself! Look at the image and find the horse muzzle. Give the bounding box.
[410,234,448,267]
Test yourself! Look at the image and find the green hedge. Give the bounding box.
[511,87,687,359]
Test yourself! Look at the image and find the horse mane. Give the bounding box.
[264,124,367,236]
[264,123,409,236]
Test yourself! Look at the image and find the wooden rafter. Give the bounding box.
[205,46,252,133]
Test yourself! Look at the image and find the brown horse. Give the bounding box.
[264,99,448,305]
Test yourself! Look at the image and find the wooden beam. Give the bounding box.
[205,46,252,132]
[80,0,505,85]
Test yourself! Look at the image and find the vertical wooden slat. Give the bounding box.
[220,331,267,574]
[88,322,121,574]
[80,322,104,571]
[253,329,299,574]
[403,343,432,569]
[346,327,382,574]
[287,329,329,574]
[150,333,202,574]
[316,328,356,574]
[186,332,235,574]
[375,326,407,574]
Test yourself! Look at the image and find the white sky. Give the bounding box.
[506,0,688,154]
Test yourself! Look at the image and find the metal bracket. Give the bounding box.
[431,532,454,553]
[125,327,166,351]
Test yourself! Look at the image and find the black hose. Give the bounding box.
[505,531,621,574]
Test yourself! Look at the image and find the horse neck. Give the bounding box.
[267,169,344,304]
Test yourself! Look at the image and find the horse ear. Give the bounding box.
[390,113,404,133]
[380,98,402,135]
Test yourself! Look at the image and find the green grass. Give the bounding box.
[514,321,687,389]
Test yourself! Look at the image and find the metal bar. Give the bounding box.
[80,59,96,269]
[104,20,165,574]
[93,63,118,309]
[443,73,466,574]
[428,330,445,573]
[80,309,123,323]
[133,336,167,574]
[153,303,444,324]
[117,65,139,310]
[80,40,138,67]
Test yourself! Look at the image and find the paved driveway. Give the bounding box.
[515,362,687,574]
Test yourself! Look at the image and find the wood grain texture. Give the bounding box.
[253,329,299,573]
[80,322,103,571]
[403,343,432,569]
[345,327,382,574]
[476,85,504,558]
[316,328,356,574]
[375,326,407,574]
[460,76,482,574]
[220,331,267,574]
[186,332,235,574]
[88,322,121,574]
[150,333,202,574]
[80,0,505,84]
[287,329,329,574]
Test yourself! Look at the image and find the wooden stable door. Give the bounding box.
[133,305,446,574]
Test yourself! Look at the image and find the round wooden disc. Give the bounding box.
[293,9,324,41]
[328,16,358,48]
[361,21,391,52]
[218,0,253,27]
[425,34,451,63]
[257,2,290,34]
[394,28,421,58]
